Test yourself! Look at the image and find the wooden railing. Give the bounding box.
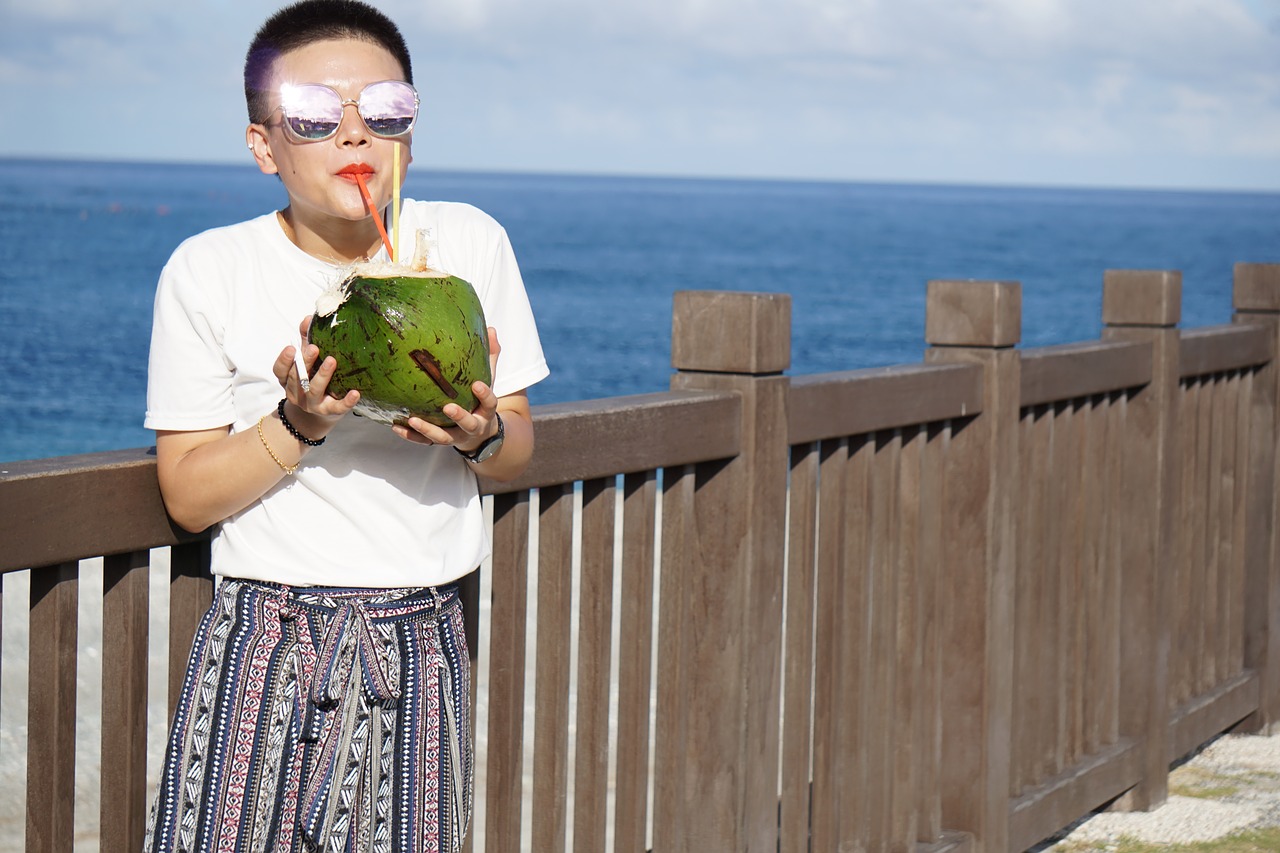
[2,263,1279,853]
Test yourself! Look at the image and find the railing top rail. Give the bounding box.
[0,388,744,572]
[789,362,983,445]
[0,447,202,574]
[1020,339,1153,408]
[1180,322,1273,379]
[482,388,741,494]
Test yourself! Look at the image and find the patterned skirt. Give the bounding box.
[144,578,473,853]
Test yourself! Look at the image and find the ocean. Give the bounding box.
[1,158,1278,463]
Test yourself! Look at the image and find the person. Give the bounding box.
[142,1,548,850]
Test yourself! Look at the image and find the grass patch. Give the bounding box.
[1051,826,1280,853]
[1167,765,1277,800]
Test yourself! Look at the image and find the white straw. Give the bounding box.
[294,341,311,391]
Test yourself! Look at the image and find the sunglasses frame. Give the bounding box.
[267,79,420,142]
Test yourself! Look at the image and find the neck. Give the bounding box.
[278,208,385,265]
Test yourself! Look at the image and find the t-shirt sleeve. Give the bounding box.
[481,224,550,398]
[144,241,237,432]
[432,202,549,398]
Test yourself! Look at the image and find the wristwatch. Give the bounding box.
[456,413,504,464]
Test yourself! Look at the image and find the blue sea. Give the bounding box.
[1,158,1278,464]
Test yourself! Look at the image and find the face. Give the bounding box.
[247,38,413,231]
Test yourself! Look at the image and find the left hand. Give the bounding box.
[394,327,502,451]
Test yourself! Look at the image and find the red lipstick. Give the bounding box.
[337,163,375,181]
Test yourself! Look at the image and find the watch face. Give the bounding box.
[473,433,504,463]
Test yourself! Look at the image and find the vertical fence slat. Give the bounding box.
[1175,382,1197,710]
[652,464,695,851]
[1189,378,1210,700]
[916,422,948,843]
[532,482,574,853]
[837,437,872,852]
[168,541,213,713]
[1082,395,1106,756]
[27,562,78,853]
[572,477,615,853]
[868,431,901,845]
[780,445,818,853]
[485,491,531,851]
[1229,370,1251,678]
[1044,406,1067,779]
[1218,373,1240,681]
[1030,405,1055,784]
[101,550,151,852]
[809,439,846,853]
[1205,375,1224,691]
[1061,400,1085,767]
[613,470,657,852]
[893,427,921,849]
[1102,391,1124,746]
[1013,410,1036,796]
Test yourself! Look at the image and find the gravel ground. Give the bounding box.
[1037,731,1280,849]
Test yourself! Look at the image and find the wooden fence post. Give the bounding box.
[1101,269,1181,810]
[925,280,1021,853]
[1233,263,1280,733]
[660,290,791,852]
[27,564,79,853]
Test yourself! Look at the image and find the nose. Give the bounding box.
[334,101,370,147]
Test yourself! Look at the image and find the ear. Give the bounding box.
[246,125,279,176]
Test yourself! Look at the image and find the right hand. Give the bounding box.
[272,316,361,439]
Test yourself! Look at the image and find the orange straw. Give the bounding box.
[353,173,394,258]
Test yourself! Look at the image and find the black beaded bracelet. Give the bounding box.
[277,398,326,447]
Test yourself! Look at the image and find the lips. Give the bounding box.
[337,163,375,179]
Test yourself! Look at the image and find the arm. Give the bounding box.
[156,338,359,532]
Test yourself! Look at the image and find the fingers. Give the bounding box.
[487,327,501,379]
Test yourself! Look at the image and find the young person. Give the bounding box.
[142,2,548,850]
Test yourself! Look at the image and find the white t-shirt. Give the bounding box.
[145,200,548,588]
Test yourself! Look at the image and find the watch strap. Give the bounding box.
[456,413,504,463]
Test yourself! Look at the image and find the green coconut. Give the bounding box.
[309,252,490,427]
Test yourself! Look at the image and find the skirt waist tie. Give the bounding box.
[295,587,450,853]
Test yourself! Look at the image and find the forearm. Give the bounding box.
[156,409,319,532]
[468,400,534,482]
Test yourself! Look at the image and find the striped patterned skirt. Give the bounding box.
[144,578,472,853]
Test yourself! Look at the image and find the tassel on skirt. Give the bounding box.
[143,578,472,853]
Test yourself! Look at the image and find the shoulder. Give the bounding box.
[403,199,508,240]
[156,213,281,313]
[165,213,279,270]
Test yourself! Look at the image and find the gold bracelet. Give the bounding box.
[258,414,298,475]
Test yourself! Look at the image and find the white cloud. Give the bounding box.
[1,0,1277,188]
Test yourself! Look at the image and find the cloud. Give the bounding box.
[1,0,1276,187]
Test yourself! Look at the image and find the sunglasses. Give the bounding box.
[270,80,419,141]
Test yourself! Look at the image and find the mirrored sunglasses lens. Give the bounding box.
[280,84,342,139]
[359,81,417,137]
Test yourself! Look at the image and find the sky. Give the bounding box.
[3,0,1280,191]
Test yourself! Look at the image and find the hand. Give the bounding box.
[395,327,502,450]
[271,316,361,438]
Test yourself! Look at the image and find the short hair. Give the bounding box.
[244,0,413,124]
